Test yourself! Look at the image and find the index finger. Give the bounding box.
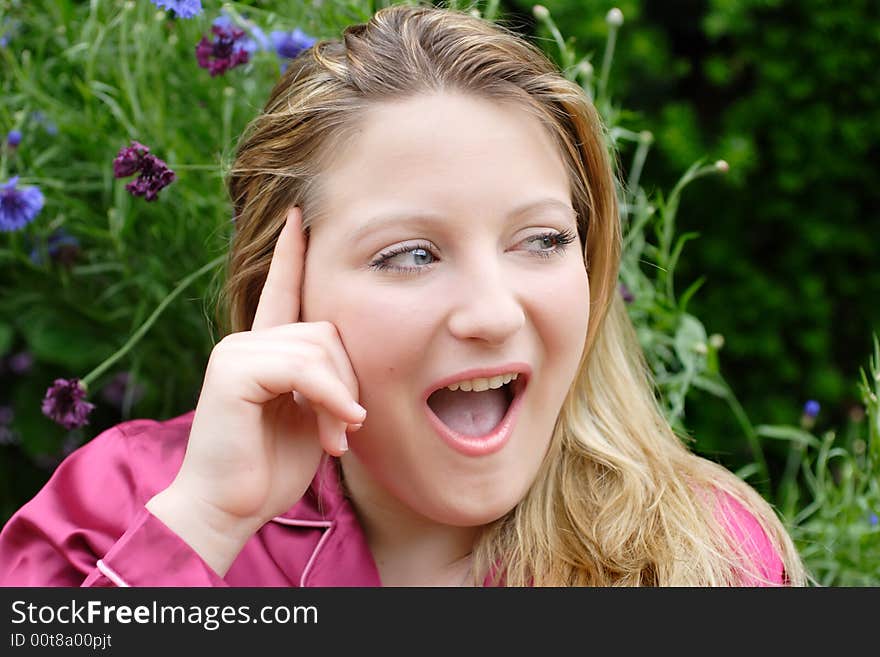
[251,206,307,331]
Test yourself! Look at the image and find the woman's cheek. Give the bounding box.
[334,288,431,379]
[546,267,589,357]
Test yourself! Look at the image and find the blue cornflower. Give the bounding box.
[211,13,259,55]
[870,513,878,527]
[30,111,58,136]
[0,176,45,232]
[249,25,270,52]
[0,18,20,47]
[7,130,22,148]
[271,28,317,72]
[800,399,820,430]
[218,12,271,53]
[150,0,203,19]
[29,227,81,266]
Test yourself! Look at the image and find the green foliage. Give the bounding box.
[531,0,880,462]
[0,0,379,513]
[531,2,878,584]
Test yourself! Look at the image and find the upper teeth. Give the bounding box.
[446,372,518,392]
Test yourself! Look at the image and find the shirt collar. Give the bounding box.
[270,455,383,586]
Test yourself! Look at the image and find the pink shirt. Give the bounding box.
[0,410,785,586]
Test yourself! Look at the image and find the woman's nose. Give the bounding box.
[446,261,525,345]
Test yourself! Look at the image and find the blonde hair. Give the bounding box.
[218,2,807,586]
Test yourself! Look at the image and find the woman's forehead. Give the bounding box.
[313,94,572,233]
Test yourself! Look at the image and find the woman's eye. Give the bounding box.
[524,229,577,257]
[368,228,577,274]
[369,243,437,273]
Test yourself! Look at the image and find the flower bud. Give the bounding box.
[714,159,730,173]
[803,400,820,419]
[533,5,550,20]
[606,8,624,27]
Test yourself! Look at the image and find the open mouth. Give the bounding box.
[425,374,527,439]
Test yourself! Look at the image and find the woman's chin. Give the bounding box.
[411,488,524,528]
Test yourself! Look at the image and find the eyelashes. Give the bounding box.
[369,228,578,274]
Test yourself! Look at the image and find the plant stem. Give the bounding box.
[597,23,620,103]
[81,255,225,389]
[717,375,772,497]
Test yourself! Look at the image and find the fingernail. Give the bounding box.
[339,431,349,453]
[348,423,363,432]
[350,401,367,421]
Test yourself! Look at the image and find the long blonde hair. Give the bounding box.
[218,2,807,586]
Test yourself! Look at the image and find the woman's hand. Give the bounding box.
[146,207,365,576]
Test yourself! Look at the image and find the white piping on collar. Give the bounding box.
[270,517,334,587]
[96,559,130,587]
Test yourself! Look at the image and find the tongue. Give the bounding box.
[427,387,509,436]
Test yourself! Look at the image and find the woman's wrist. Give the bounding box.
[145,486,260,577]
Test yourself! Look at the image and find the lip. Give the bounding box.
[423,365,530,457]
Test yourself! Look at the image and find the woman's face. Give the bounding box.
[301,92,590,527]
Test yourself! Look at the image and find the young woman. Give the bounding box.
[0,4,807,587]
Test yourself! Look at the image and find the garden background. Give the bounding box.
[1,0,877,584]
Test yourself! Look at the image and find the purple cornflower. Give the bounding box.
[7,130,22,148]
[271,28,317,72]
[29,227,81,267]
[8,351,34,375]
[0,405,13,425]
[124,154,176,201]
[0,176,45,232]
[213,13,264,55]
[41,378,95,430]
[195,18,253,77]
[112,141,176,201]
[113,140,150,177]
[150,0,203,19]
[619,282,635,304]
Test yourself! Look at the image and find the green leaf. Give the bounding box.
[755,424,821,448]
[673,313,708,372]
[735,462,763,482]
[11,377,68,459]
[678,275,706,314]
[692,374,729,398]
[15,307,115,373]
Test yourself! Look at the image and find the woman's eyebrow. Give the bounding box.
[350,197,577,240]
